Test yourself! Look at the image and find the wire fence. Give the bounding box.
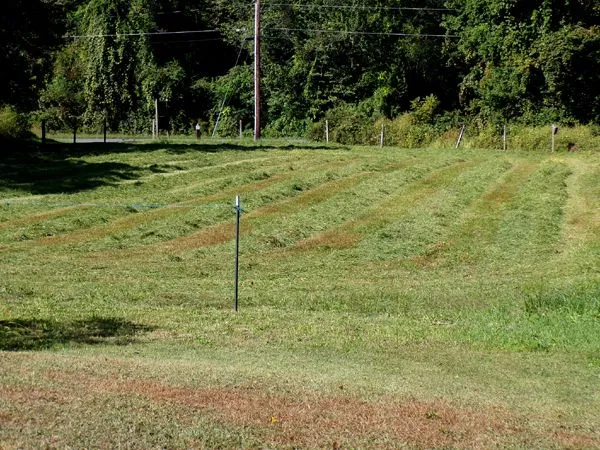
[2,199,234,212]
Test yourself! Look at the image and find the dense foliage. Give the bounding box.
[2,0,600,138]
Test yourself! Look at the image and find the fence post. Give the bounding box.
[380,123,385,148]
[73,123,77,144]
[455,124,465,149]
[240,120,243,139]
[325,120,329,143]
[503,124,507,151]
[103,116,107,143]
[551,124,559,152]
[155,98,159,139]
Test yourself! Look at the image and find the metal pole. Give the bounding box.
[254,0,261,141]
[234,195,241,311]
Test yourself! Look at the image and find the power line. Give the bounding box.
[155,9,202,15]
[264,3,457,11]
[151,37,225,45]
[64,29,219,39]
[3,200,231,211]
[268,27,455,38]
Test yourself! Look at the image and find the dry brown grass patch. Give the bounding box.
[1,363,597,448]
[106,380,598,449]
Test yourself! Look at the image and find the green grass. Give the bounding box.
[1,141,599,448]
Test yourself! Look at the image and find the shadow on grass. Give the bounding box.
[39,140,347,157]
[0,152,145,195]
[0,317,155,351]
[0,140,348,195]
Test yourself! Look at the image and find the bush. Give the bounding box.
[308,102,376,145]
[306,98,600,152]
[0,105,31,141]
[410,95,440,125]
[501,125,600,152]
[374,114,443,149]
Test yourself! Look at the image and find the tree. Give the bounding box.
[39,43,86,130]
[0,0,69,111]
[444,0,600,124]
[254,0,454,134]
[72,0,158,130]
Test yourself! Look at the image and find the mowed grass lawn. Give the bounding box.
[0,141,599,448]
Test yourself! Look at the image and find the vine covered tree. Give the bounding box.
[72,0,158,131]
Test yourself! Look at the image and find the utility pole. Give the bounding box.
[254,0,261,141]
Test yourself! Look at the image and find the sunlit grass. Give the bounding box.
[1,142,599,447]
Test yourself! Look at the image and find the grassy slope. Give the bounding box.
[0,141,599,448]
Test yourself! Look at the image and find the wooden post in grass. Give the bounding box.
[380,123,385,148]
[325,120,329,143]
[155,98,159,139]
[234,195,241,312]
[551,124,559,152]
[103,115,107,143]
[503,124,507,151]
[240,120,243,138]
[456,124,465,149]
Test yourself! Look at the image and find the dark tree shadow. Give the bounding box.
[0,151,145,195]
[0,140,349,195]
[0,317,155,351]
[37,141,348,157]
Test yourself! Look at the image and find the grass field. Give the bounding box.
[1,140,599,448]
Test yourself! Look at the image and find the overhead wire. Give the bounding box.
[2,200,231,211]
[264,3,457,11]
[64,29,219,39]
[150,37,224,45]
[267,27,455,38]
[263,3,457,39]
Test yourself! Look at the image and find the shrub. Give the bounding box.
[0,105,31,141]
[378,114,438,148]
[410,95,440,125]
[308,103,376,145]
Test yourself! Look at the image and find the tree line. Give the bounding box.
[1,0,599,141]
